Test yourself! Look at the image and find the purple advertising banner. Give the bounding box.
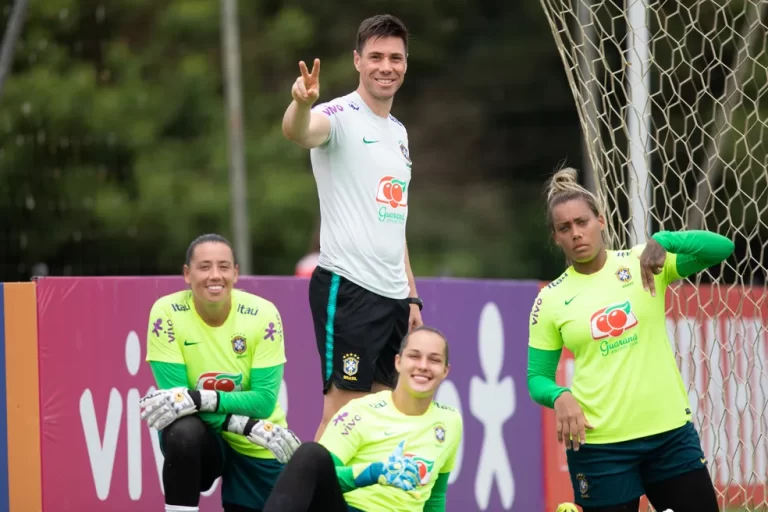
[36,276,542,511]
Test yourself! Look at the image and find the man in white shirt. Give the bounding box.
[282,14,424,441]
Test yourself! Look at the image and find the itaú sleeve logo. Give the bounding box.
[375,176,408,208]
[590,300,638,339]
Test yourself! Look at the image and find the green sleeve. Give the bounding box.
[651,230,734,278]
[148,361,227,431]
[527,346,569,409]
[335,467,357,493]
[148,360,188,389]
[330,452,391,493]
[423,472,449,511]
[331,453,358,493]
[215,364,283,418]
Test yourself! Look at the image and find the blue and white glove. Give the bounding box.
[354,441,421,492]
[226,415,302,464]
[139,387,218,431]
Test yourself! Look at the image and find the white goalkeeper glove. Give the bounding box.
[226,415,301,464]
[139,387,219,431]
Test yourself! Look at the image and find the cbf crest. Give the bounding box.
[342,353,360,381]
[434,425,446,443]
[576,473,589,498]
[615,267,632,283]
[231,335,247,355]
[398,140,412,168]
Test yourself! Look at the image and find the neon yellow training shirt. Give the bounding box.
[146,289,287,458]
[528,245,691,444]
[320,390,462,512]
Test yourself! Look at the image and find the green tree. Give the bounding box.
[0,0,587,281]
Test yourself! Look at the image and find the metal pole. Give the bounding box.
[0,0,29,99]
[577,0,598,194]
[626,0,652,245]
[221,0,252,274]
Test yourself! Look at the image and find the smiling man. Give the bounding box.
[263,326,463,512]
[282,14,425,442]
[140,233,301,512]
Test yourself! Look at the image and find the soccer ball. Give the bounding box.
[556,503,579,512]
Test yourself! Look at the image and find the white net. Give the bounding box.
[538,0,768,510]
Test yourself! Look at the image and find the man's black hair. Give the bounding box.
[356,14,409,54]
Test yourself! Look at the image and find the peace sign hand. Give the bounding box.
[292,58,321,106]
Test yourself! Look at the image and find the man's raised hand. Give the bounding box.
[292,58,321,106]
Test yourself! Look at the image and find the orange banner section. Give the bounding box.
[3,283,42,512]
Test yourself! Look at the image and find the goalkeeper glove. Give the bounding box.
[353,440,420,492]
[139,387,218,431]
[555,504,579,512]
[226,415,302,464]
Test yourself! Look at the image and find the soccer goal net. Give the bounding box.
[538,0,768,510]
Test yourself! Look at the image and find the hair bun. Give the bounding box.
[546,167,580,203]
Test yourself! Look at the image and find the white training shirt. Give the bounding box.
[310,91,412,299]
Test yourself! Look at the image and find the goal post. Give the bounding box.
[538,0,768,510]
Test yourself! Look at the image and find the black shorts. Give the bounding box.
[566,422,707,507]
[308,266,410,394]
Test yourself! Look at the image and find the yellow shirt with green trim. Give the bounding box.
[320,390,462,512]
[146,288,286,458]
[528,245,691,443]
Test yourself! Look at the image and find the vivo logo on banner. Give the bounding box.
[78,330,291,502]
[79,331,163,500]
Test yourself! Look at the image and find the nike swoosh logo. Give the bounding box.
[565,295,578,305]
[383,431,397,436]
[363,137,379,144]
[184,341,200,346]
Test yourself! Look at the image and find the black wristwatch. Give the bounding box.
[407,297,424,311]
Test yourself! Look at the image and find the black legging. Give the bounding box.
[263,442,353,512]
[581,467,720,512]
[160,415,260,512]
